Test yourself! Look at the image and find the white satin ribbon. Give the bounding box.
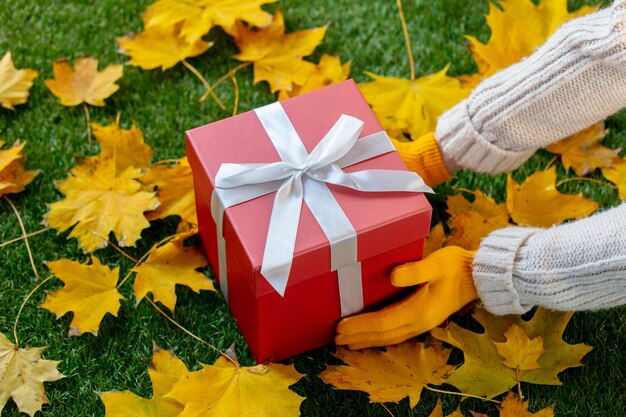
[211,101,432,316]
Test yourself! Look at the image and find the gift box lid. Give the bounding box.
[187,80,432,297]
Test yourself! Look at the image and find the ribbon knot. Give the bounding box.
[212,102,432,309]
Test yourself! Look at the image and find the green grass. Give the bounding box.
[1,0,625,416]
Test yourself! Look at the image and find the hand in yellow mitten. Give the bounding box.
[335,246,477,350]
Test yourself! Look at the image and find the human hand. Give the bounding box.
[335,246,477,350]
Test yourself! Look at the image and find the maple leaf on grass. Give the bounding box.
[0,332,65,417]
[44,56,122,106]
[446,191,509,250]
[144,0,276,43]
[427,400,463,417]
[506,167,598,228]
[117,22,212,71]
[0,51,38,110]
[0,141,38,196]
[92,120,153,171]
[546,123,619,176]
[277,54,350,100]
[166,355,305,417]
[133,235,213,311]
[233,10,327,93]
[601,158,626,200]
[359,66,470,139]
[41,257,124,336]
[430,308,592,399]
[469,391,554,417]
[466,0,598,79]
[100,347,187,417]
[423,223,445,258]
[142,157,197,225]
[320,340,454,407]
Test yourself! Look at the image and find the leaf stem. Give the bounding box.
[145,296,239,367]
[230,72,240,117]
[83,103,92,145]
[152,158,182,166]
[544,155,558,170]
[380,403,396,417]
[199,62,251,104]
[182,59,225,109]
[13,275,54,346]
[3,195,40,280]
[424,385,502,404]
[0,227,50,249]
[451,186,476,195]
[92,231,141,264]
[396,0,415,81]
[556,177,616,188]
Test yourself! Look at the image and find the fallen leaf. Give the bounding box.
[430,308,592,399]
[233,11,327,92]
[278,54,350,100]
[359,66,470,139]
[320,340,454,407]
[494,324,544,371]
[498,391,554,417]
[133,235,213,310]
[144,0,276,43]
[44,56,123,106]
[118,22,212,71]
[100,347,187,417]
[166,356,305,417]
[0,332,65,417]
[423,223,445,257]
[142,157,197,225]
[92,120,153,171]
[0,141,38,196]
[41,257,124,336]
[427,400,464,417]
[506,167,598,227]
[45,151,159,252]
[546,123,619,176]
[466,0,598,79]
[446,191,509,250]
[601,158,626,200]
[0,51,39,109]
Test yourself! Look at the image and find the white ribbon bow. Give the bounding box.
[212,102,432,314]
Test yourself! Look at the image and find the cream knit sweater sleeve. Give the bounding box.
[472,204,626,315]
[434,0,626,174]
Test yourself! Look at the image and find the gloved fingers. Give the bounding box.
[340,324,420,350]
[391,246,471,287]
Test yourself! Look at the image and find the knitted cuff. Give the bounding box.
[472,226,541,315]
[435,102,535,174]
[391,132,452,187]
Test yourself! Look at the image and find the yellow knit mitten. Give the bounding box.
[335,246,477,350]
[392,132,451,187]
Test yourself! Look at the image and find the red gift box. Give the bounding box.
[186,80,432,363]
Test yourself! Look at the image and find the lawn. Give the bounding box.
[1,0,625,416]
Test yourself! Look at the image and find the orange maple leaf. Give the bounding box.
[277,54,350,100]
[0,140,38,196]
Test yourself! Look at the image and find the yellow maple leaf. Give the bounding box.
[144,0,276,43]
[45,151,159,252]
[44,57,123,106]
[0,141,38,196]
[233,11,327,93]
[431,308,592,399]
[506,167,599,227]
[0,332,65,417]
[498,391,555,417]
[118,22,212,71]
[0,51,39,110]
[467,0,598,79]
[601,158,626,200]
[359,66,470,139]
[41,257,124,336]
[132,236,213,310]
[446,191,509,250]
[100,347,187,417]
[320,340,454,407]
[546,123,619,176]
[92,120,153,171]
[278,54,350,100]
[494,324,544,371]
[166,355,305,417]
[423,223,445,258]
[427,400,464,417]
[142,157,197,225]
